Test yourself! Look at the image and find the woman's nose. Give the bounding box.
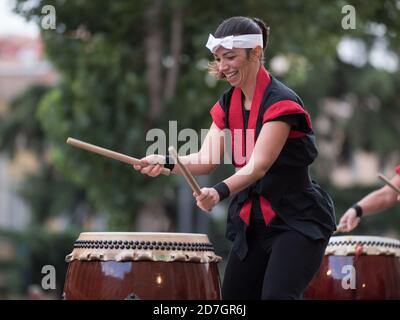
[218,60,228,73]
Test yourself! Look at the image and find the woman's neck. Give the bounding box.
[241,63,261,110]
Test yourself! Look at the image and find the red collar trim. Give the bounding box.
[229,66,271,167]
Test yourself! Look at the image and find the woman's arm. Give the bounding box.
[358,176,400,214]
[223,121,290,195]
[338,174,400,232]
[175,122,225,176]
[195,121,290,211]
[134,122,225,177]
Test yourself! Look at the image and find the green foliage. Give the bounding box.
[0,84,93,225]
[0,230,25,296]
[0,228,78,298]
[23,227,78,297]
[0,85,48,156]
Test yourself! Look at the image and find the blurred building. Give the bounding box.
[0,35,59,230]
[314,97,400,188]
[0,36,58,101]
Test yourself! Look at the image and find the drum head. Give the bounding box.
[66,232,221,263]
[326,235,400,257]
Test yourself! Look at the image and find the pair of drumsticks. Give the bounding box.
[67,137,400,231]
[66,137,202,196]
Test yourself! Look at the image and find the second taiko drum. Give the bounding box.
[304,235,400,300]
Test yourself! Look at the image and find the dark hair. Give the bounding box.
[208,16,270,78]
[214,16,269,51]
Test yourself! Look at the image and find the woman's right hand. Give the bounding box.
[133,154,166,177]
[337,208,360,233]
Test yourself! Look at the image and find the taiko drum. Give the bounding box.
[305,235,400,300]
[63,232,222,300]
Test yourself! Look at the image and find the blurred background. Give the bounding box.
[0,0,399,299]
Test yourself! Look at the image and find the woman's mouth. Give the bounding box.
[225,71,238,81]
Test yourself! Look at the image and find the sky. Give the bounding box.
[0,0,39,37]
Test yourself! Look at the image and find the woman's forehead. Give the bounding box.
[213,47,243,58]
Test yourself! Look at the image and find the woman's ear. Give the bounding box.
[250,46,262,61]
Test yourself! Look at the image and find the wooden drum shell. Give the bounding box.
[305,236,400,300]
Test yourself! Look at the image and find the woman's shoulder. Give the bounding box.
[268,76,302,104]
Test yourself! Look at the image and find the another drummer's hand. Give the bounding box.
[195,188,220,212]
[337,208,360,233]
[133,154,165,177]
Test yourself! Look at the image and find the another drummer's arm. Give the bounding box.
[355,175,400,216]
[221,121,290,195]
[171,122,225,176]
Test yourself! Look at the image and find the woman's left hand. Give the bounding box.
[194,188,220,212]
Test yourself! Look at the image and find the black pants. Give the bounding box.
[222,219,328,300]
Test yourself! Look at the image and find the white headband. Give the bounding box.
[206,34,263,53]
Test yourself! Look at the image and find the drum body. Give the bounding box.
[305,236,400,300]
[63,232,221,300]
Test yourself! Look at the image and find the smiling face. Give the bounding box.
[213,46,261,88]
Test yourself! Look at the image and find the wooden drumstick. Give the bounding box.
[67,137,170,176]
[378,173,400,194]
[168,146,202,196]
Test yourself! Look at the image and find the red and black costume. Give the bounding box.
[210,66,336,299]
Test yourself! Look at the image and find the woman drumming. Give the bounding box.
[134,16,336,300]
